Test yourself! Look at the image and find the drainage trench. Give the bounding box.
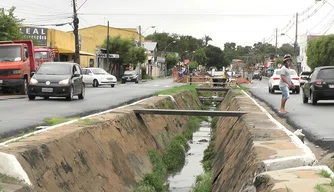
[168,108,214,191]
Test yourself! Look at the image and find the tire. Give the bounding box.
[20,78,28,95]
[268,87,271,93]
[111,84,115,88]
[43,96,49,100]
[93,79,99,87]
[28,95,35,100]
[66,86,74,101]
[121,81,126,84]
[78,84,85,100]
[135,79,139,84]
[295,88,300,94]
[310,91,317,105]
[302,92,308,103]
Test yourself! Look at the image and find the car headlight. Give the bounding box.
[59,79,70,85]
[30,78,38,85]
[13,70,21,75]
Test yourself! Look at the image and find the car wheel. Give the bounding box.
[93,79,99,87]
[310,91,317,105]
[28,95,35,100]
[43,96,49,100]
[111,84,115,88]
[302,92,308,103]
[268,87,271,93]
[121,81,126,84]
[20,78,28,95]
[66,86,74,101]
[78,84,85,100]
[135,79,139,84]
[295,88,300,94]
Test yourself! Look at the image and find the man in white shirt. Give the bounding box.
[279,54,295,114]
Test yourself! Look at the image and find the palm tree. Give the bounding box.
[204,35,212,46]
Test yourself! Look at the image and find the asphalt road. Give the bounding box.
[244,78,334,150]
[0,79,180,138]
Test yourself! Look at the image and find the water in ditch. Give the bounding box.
[168,117,212,192]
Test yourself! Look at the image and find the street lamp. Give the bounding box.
[281,33,294,42]
[164,40,176,52]
[138,25,155,47]
[163,41,176,77]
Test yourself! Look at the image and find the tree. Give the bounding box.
[307,35,334,70]
[193,48,208,65]
[205,45,228,69]
[188,61,199,70]
[102,36,135,75]
[127,47,147,65]
[0,7,23,41]
[203,35,212,46]
[166,54,180,69]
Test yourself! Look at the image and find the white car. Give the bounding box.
[82,68,117,88]
[268,69,301,94]
[299,71,312,86]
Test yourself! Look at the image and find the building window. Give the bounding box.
[89,59,94,67]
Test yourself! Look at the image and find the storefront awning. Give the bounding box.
[56,48,95,56]
[80,51,95,56]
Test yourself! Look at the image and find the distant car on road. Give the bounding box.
[299,71,312,86]
[252,71,262,80]
[28,62,85,101]
[82,68,117,88]
[268,68,300,94]
[121,70,139,84]
[302,66,334,105]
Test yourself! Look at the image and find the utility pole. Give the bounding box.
[275,28,278,57]
[294,13,299,74]
[72,0,80,64]
[106,21,110,71]
[138,25,142,80]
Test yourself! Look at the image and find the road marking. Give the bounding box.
[164,85,171,88]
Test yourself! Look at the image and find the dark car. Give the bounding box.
[28,62,85,101]
[121,70,139,84]
[299,71,312,86]
[302,66,334,105]
[252,71,262,80]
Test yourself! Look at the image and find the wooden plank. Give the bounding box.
[198,97,224,101]
[133,109,246,117]
[196,87,230,92]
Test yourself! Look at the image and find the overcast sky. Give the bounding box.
[3,0,334,48]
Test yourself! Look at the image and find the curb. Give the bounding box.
[0,96,27,101]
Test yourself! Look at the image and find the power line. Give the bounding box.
[78,13,293,17]
[308,8,334,32]
[298,0,327,24]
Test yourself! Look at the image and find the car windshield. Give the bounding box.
[317,69,334,79]
[91,68,107,75]
[37,64,71,75]
[275,70,297,76]
[35,51,48,59]
[0,46,22,62]
[301,72,312,76]
[124,71,136,75]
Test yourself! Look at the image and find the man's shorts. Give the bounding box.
[280,86,290,99]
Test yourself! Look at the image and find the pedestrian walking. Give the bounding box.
[279,54,295,114]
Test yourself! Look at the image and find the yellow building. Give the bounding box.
[20,25,144,68]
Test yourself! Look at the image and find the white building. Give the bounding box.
[298,34,322,72]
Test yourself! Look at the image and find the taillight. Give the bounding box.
[315,79,323,85]
[293,77,300,80]
[273,77,280,80]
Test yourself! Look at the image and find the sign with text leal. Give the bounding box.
[97,53,120,59]
[19,27,48,46]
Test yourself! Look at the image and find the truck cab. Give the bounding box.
[0,40,35,94]
[34,47,60,68]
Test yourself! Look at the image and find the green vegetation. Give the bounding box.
[44,116,77,126]
[193,172,212,192]
[307,34,334,70]
[320,170,331,178]
[314,184,328,192]
[156,85,197,95]
[0,173,22,185]
[135,116,205,192]
[143,74,153,80]
[77,118,102,126]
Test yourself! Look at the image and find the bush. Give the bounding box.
[193,172,212,192]
[163,139,186,172]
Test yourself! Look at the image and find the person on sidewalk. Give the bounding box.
[279,54,295,114]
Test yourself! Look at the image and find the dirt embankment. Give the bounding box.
[0,91,201,192]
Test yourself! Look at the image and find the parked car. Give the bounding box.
[252,71,262,80]
[121,70,139,84]
[302,66,334,105]
[299,71,312,86]
[27,62,85,101]
[268,68,300,94]
[82,68,117,87]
